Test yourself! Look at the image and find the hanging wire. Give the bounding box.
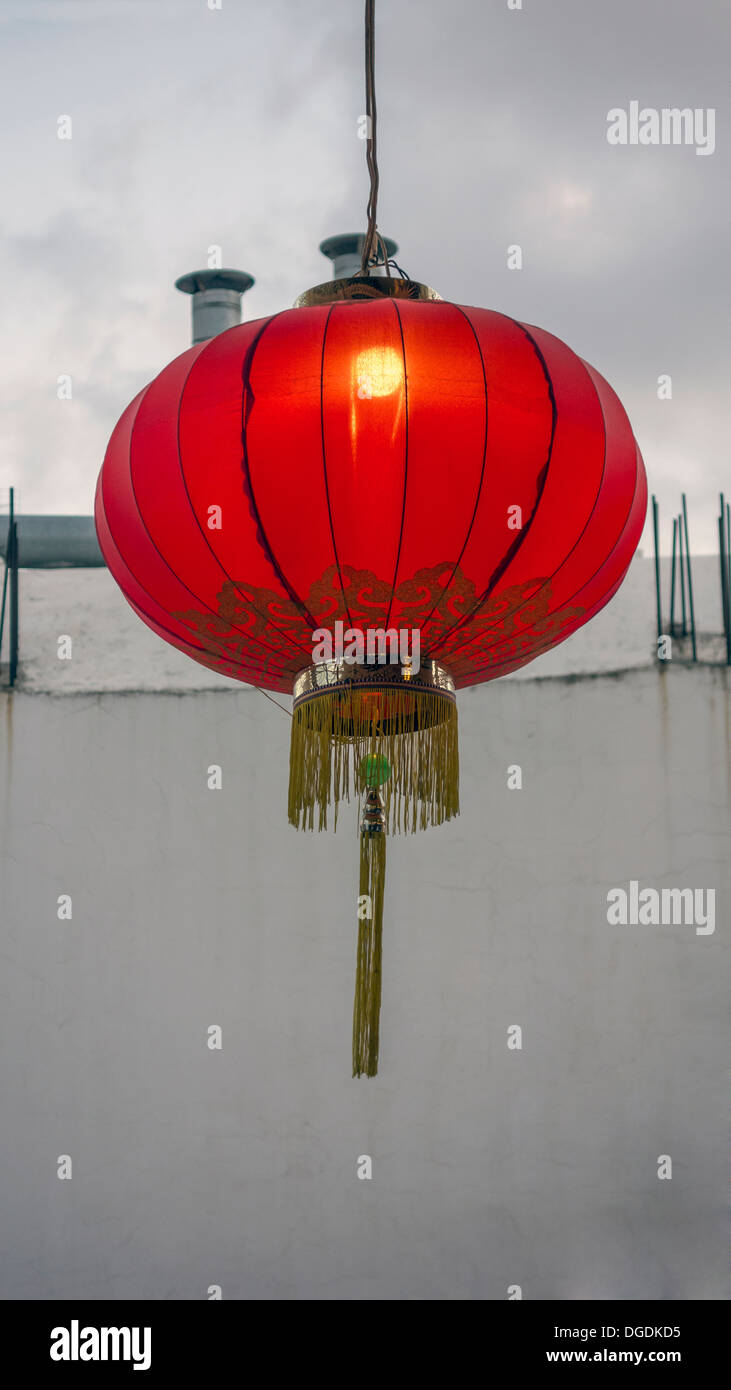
[355,0,414,283]
[359,0,379,274]
[253,685,292,718]
[357,0,393,279]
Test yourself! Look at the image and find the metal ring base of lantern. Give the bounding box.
[288,659,459,834]
[293,276,442,308]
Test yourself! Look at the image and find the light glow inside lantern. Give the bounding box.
[353,344,403,397]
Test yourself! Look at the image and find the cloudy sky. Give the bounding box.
[0,0,727,550]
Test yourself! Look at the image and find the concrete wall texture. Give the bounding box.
[1,656,727,1300]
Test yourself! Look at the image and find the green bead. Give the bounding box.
[359,754,392,787]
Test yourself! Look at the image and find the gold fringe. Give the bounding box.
[288,688,459,834]
[353,830,386,1077]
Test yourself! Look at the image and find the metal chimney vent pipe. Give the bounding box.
[319,233,398,281]
[175,268,255,345]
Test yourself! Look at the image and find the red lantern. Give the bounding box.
[96,298,644,692]
[96,282,646,1075]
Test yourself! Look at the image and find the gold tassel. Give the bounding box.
[288,686,459,834]
[353,809,386,1078]
[288,671,459,1079]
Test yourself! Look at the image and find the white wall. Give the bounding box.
[0,661,727,1300]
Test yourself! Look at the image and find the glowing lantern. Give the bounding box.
[96,279,646,1074]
